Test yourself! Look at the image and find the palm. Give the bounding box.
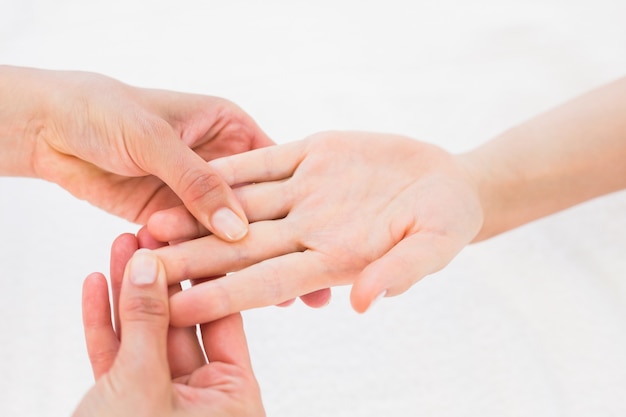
[284,134,474,282]
[170,355,258,416]
[147,131,483,324]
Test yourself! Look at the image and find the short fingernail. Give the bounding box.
[212,207,248,241]
[368,290,387,311]
[130,249,158,286]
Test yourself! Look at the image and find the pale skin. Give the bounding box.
[0,65,275,241]
[0,65,329,309]
[74,233,265,417]
[145,76,626,325]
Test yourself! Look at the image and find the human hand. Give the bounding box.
[146,131,484,325]
[7,66,273,241]
[74,234,264,417]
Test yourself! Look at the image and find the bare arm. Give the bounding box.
[461,77,626,241]
[0,65,44,177]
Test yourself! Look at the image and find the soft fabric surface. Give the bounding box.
[1,1,625,415]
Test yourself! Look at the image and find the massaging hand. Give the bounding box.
[2,66,272,241]
[74,233,264,417]
[146,131,484,325]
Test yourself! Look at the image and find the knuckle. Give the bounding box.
[179,168,225,206]
[123,295,168,322]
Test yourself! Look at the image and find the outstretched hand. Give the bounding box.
[74,233,264,417]
[147,131,484,325]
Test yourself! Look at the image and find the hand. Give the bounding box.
[146,131,484,325]
[74,234,265,417]
[4,66,273,241]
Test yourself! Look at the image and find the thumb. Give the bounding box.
[113,249,171,382]
[350,233,456,313]
[136,127,249,242]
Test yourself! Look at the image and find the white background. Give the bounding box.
[1,1,626,416]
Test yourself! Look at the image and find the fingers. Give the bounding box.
[134,124,249,242]
[299,288,332,308]
[148,180,290,243]
[109,233,139,335]
[276,289,331,308]
[276,298,296,307]
[350,232,457,313]
[148,206,208,243]
[149,92,276,152]
[146,140,306,243]
[136,225,168,250]
[199,313,253,371]
[82,273,119,380]
[155,221,302,285]
[208,140,305,186]
[166,285,206,379]
[169,251,341,326]
[113,249,171,381]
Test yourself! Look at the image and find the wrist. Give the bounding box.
[457,126,556,242]
[455,133,514,243]
[0,65,51,178]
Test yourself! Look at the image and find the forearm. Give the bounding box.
[0,65,50,177]
[460,77,626,242]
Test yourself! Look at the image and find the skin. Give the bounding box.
[74,233,265,417]
[145,76,626,325]
[0,65,274,241]
[0,65,328,310]
[148,132,483,324]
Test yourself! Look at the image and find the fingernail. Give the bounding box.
[212,207,248,241]
[130,249,157,285]
[368,290,387,311]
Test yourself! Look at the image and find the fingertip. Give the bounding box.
[174,160,248,242]
[111,233,139,279]
[112,233,139,254]
[82,272,108,313]
[276,298,296,308]
[127,249,165,287]
[146,210,171,241]
[110,234,139,313]
[350,277,387,314]
[350,289,369,314]
[117,250,170,358]
[147,206,208,242]
[136,225,167,250]
[83,271,106,291]
[300,288,332,308]
[211,207,249,242]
